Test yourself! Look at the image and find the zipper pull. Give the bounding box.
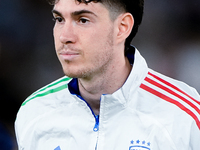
[93,115,99,132]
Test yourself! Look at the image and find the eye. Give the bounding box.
[53,16,64,23]
[79,17,89,24]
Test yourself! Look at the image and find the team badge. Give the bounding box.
[129,140,151,150]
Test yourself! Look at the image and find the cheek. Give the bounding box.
[53,28,59,46]
[82,29,109,52]
[84,31,114,65]
[53,26,62,47]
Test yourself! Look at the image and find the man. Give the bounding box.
[15,0,200,149]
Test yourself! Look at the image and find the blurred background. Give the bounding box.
[0,0,200,149]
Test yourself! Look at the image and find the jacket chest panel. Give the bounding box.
[23,103,98,149]
[96,104,178,150]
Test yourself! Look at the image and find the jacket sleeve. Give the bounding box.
[15,108,24,150]
[190,88,200,149]
[190,120,200,150]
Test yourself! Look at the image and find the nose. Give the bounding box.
[59,22,77,44]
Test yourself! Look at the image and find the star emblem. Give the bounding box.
[130,140,134,144]
[142,141,145,145]
[136,140,140,144]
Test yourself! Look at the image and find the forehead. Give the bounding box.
[53,0,109,17]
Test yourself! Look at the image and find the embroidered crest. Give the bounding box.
[129,140,151,150]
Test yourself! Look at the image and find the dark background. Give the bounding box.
[0,0,200,149]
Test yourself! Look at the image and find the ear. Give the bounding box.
[116,13,134,44]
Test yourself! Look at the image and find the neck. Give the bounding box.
[78,55,132,115]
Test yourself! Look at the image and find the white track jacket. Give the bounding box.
[15,48,200,150]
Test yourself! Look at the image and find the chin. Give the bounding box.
[62,63,94,79]
[63,71,79,78]
[63,69,86,79]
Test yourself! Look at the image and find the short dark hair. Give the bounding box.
[49,0,144,52]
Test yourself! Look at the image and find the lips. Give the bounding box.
[59,50,80,61]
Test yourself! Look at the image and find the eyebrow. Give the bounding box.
[72,10,97,17]
[52,9,97,18]
[52,9,62,16]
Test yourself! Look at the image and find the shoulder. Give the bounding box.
[17,76,72,115]
[141,69,200,104]
[22,76,72,106]
[139,69,200,129]
[15,76,73,136]
[139,69,200,147]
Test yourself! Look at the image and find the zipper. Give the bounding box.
[76,94,100,149]
[77,95,100,132]
[69,79,100,149]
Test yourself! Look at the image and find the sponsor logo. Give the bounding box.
[54,146,61,150]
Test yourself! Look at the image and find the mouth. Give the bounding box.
[59,50,80,61]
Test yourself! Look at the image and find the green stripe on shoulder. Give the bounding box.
[22,77,71,106]
[30,77,71,97]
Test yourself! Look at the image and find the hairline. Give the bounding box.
[52,0,126,21]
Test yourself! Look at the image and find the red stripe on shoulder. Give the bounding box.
[144,77,200,115]
[140,84,200,130]
[148,72,200,106]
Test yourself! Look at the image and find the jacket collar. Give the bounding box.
[110,46,149,104]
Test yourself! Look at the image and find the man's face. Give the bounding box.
[53,0,118,79]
